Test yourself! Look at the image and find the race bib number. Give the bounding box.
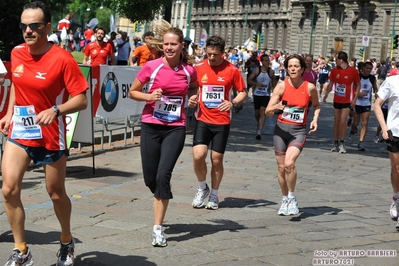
[153,96,183,122]
[202,85,225,108]
[335,84,346,97]
[360,88,370,99]
[281,107,305,124]
[254,85,268,96]
[11,105,42,139]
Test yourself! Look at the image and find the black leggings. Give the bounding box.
[140,123,186,199]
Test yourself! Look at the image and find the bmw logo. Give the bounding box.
[101,72,119,112]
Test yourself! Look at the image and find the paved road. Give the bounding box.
[0,96,398,266]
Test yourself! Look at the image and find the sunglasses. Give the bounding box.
[19,22,46,31]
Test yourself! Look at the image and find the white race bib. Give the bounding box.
[11,105,42,139]
[201,85,225,108]
[335,84,346,97]
[281,106,305,124]
[253,85,268,96]
[153,96,183,122]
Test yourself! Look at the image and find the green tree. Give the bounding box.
[0,0,71,60]
[0,0,171,60]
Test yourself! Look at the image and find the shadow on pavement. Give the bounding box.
[219,197,276,208]
[0,230,78,245]
[165,219,245,242]
[290,206,343,222]
[76,252,156,266]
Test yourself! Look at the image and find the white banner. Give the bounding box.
[94,65,145,119]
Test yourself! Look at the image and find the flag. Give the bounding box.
[110,14,115,33]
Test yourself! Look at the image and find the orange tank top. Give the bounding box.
[277,79,311,126]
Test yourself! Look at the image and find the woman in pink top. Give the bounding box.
[129,26,198,247]
[302,55,318,85]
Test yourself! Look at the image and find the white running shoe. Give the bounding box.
[4,248,34,266]
[390,198,399,220]
[277,198,289,216]
[56,238,75,266]
[331,143,339,152]
[152,226,167,247]
[338,143,346,154]
[206,194,219,210]
[287,197,299,215]
[192,184,210,208]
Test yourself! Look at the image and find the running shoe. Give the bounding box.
[57,238,75,266]
[348,133,353,144]
[338,143,346,154]
[390,197,399,220]
[277,198,289,216]
[4,248,34,266]
[357,142,365,151]
[152,226,167,247]
[206,194,219,210]
[256,130,261,140]
[347,117,353,127]
[287,197,299,215]
[374,135,380,144]
[330,143,339,152]
[192,184,210,208]
[396,217,399,232]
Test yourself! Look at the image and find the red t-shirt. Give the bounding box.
[330,66,360,104]
[84,28,94,41]
[278,80,311,126]
[57,18,70,31]
[194,59,246,125]
[84,41,114,66]
[10,43,88,150]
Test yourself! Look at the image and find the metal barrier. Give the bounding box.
[127,114,141,143]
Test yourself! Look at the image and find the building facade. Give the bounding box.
[172,0,398,61]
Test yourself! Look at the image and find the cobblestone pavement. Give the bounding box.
[0,96,398,266]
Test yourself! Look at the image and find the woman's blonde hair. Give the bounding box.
[148,20,194,65]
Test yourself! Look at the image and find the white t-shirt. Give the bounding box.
[47,34,59,45]
[271,60,280,77]
[0,59,7,74]
[377,75,399,137]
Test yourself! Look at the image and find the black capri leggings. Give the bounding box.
[140,122,186,199]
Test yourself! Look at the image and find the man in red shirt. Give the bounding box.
[57,13,70,47]
[83,26,94,46]
[323,51,360,154]
[189,36,247,210]
[0,2,88,265]
[83,27,116,66]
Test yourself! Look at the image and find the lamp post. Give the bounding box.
[391,0,398,59]
[79,3,91,28]
[209,0,216,35]
[309,0,316,54]
[186,0,193,37]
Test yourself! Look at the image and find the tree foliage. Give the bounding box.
[0,0,70,61]
[0,0,171,60]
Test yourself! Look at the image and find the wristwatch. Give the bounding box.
[231,99,237,107]
[52,105,60,117]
